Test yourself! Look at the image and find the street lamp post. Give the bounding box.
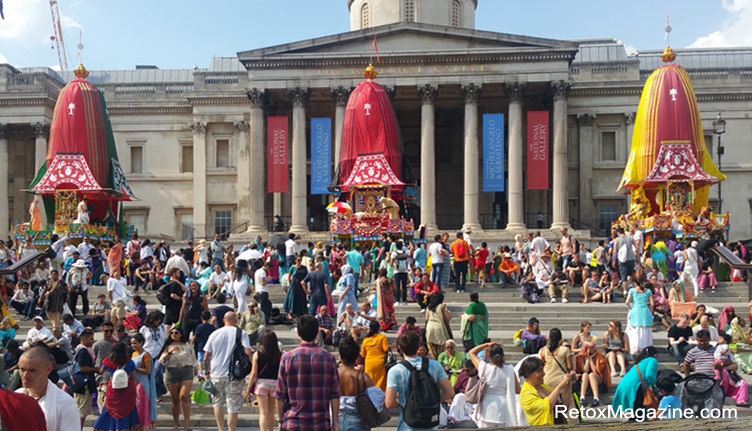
[712,112,726,213]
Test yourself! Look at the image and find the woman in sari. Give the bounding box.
[282,257,308,319]
[130,333,156,428]
[108,236,124,277]
[375,268,397,330]
[668,279,696,320]
[336,265,357,319]
[462,292,488,351]
[92,342,142,431]
[316,255,335,313]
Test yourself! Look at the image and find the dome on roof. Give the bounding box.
[348,0,476,31]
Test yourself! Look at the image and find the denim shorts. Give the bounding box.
[338,411,369,431]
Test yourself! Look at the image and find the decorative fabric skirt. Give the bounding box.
[92,408,142,431]
[626,323,653,355]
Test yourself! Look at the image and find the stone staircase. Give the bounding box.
[9,280,752,430]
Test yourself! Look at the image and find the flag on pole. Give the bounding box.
[373,34,381,63]
[76,31,84,59]
[664,14,671,44]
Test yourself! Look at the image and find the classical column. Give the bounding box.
[577,113,596,227]
[190,121,207,238]
[331,87,350,166]
[504,83,526,230]
[288,87,310,234]
[625,112,635,159]
[246,88,266,233]
[417,84,438,233]
[550,80,572,229]
[0,125,9,240]
[234,119,251,227]
[32,123,49,173]
[461,83,482,232]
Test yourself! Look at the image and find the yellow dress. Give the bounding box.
[360,333,389,391]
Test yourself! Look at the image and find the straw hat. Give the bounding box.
[72,259,88,269]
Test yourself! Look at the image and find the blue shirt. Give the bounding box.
[386,356,448,431]
[413,248,428,268]
[659,395,681,420]
[193,322,215,351]
[345,250,364,274]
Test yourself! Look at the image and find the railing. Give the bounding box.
[180,220,249,242]
[221,221,250,240]
[569,216,609,238]
[265,216,291,233]
[524,212,552,230]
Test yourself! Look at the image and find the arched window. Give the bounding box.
[362,2,370,28]
[405,0,415,22]
[451,0,461,27]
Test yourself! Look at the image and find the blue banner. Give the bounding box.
[483,113,504,192]
[310,117,332,194]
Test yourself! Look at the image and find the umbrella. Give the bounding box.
[237,249,263,261]
[326,201,352,213]
[268,234,288,250]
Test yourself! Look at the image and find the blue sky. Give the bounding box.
[1,0,749,70]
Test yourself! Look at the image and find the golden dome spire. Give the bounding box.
[73,63,90,79]
[362,63,377,80]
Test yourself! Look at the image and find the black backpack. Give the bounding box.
[156,283,172,305]
[229,328,252,381]
[400,358,441,429]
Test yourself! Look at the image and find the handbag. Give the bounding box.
[440,304,454,340]
[355,372,391,427]
[383,348,398,371]
[464,371,486,404]
[635,363,659,410]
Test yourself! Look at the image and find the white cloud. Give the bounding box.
[0,0,82,48]
[689,0,752,47]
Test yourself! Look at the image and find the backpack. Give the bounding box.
[400,358,441,429]
[454,240,468,260]
[156,283,172,305]
[57,349,87,394]
[229,328,252,380]
[111,368,128,389]
[513,328,526,346]
[676,373,725,416]
[394,250,409,272]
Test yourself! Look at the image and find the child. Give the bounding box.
[190,310,215,378]
[475,242,489,288]
[657,374,682,420]
[714,342,733,382]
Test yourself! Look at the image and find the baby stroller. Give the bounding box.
[676,373,725,416]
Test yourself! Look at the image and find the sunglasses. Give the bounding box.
[170,331,181,335]
[104,330,113,333]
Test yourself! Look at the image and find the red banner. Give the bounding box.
[526,111,549,190]
[267,116,288,193]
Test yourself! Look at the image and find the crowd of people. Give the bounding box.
[0,226,751,430]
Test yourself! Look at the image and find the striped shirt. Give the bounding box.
[683,345,716,376]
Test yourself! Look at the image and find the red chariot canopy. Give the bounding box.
[341,154,405,189]
[643,141,717,187]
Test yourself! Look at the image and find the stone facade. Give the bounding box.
[1,2,751,241]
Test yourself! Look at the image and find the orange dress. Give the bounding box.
[360,333,389,390]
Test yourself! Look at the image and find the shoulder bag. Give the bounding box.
[635,363,659,409]
[440,304,454,340]
[355,371,391,427]
[464,365,486,404]
[383,347,398,371]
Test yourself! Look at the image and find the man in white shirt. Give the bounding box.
[428,235,447,287]
[353,301,378,339]
[204,312,252,431]
[76,237,94,260]
[530,231,550,264]
[254,262,272,324]
[165,249,191,277]
[16,345,80,431]
[106,271,130,324]
[285,233,298,272]
[26,316,52,348]
[50,234,68,272]
[534,252,568,303]
[209,264,229,299]
[463,228,475,254]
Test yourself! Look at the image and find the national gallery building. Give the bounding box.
[2,0,752,241]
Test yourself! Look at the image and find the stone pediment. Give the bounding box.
[237,22,579,68]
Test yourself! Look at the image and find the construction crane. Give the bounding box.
[49,0,69,72]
